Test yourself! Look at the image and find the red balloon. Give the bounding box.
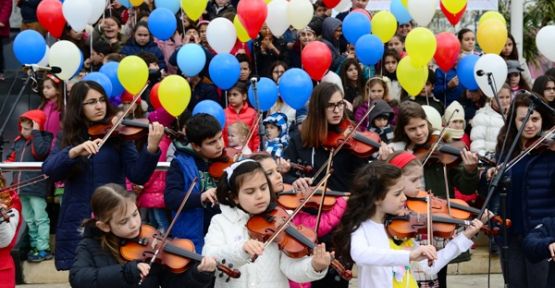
[237,0,268,39]
[323,0,341,9]
[36,0,66,38]
[149,82,162,110]
[434,32,461,73]
[301,41,332,81]
[441,2,466,26]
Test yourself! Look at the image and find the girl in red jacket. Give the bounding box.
[0,175,22,288]
[223,82,260,151]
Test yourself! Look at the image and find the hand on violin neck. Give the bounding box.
[479,210,495,224]
[197,256,218,273]
[292,177,312,192]
[410,245,437,262]
[377,142,394,161]
[146,122,165,153]
[311,243,331,273]
[460,148,479,173]
[462,218,483,239]
[243,239,264,259]
[69,139,103,158]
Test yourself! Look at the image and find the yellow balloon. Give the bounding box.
[158,75,191,117]
[130,0,143,7]
[181,0,208,21]
[401,0,408,8]
[234,15,251,43]
[441,0,467,14]
[477,18,508,54]
[405,27,437,67]
[265,0,271,3]
[117,56,148,95]
[397,56,429,96]
[371,11,397,43]
[479,11,507,27]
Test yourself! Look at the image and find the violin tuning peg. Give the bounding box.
[228,263,233,268]
[221,258,226,264]
[218,272,223,278]
[225,277,230,283]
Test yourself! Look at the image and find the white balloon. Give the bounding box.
[38,46,49,67]
[63,0,92,32]
[536,25,555,62]
[206,17,237,54]
[266,0,289,37]
[407,0,438,27]
[474,54,508,99]
[88,0,107,24]
[287,0,314,30]
[334,0,351,13]
[49,40,83,80]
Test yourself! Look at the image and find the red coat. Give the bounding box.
[0,0,11,38]
[224,103,260,152]
[0,190,22,288]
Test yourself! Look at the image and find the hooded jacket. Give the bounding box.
[320,18,345,72]
[263,112,289,158]
[6,110,53,198]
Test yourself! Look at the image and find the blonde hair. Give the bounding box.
[229,121,250,138]
[354,77,390,109]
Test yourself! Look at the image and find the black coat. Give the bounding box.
[70,226,214,288]
[523,216,555,286]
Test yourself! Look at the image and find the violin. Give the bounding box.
[120,224,241,278]
[324,120,382,158]
[246,206,353,280]
[88,118,184,141]
[208,148,241,179]
[413,134,496,166]
[0,189,15,223]
[276,184,350,211]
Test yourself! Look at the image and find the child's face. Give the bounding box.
[20,121,33,139]
[353,0,369,9]
[193,131,224,160]
[265,123,280,139]
[101,18,119,39]
[239,62,251,81]
[367,83,385,101]
[493,88,511,113]
[404,117,429,145]
[228,89,246,108]
[375,178,406,216]
[259,158,284,193]
[544,81,555,102]
[82,89,107,122]
[215,0,229,7]
[419,82,433,97]
[299,30,316,47]
[460,31,475,52]
[384,56,398,74]
[227,127,246,148]
[346,64,358,82]
[373,115,389,129]
[449,119,465,130]
[387,36,404,54]
[402,164,424,197]
[515,106,542,140]
[314,6,330,17]
[508,72,521,87]
[103,200,142,239]
[134,26,151,46]
[42,79,58,100]
[233,171,271,214]
[91,50,104,65]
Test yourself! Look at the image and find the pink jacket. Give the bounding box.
[291,197,347,238]
[41,100,61,149]
[129,135,171,208]
[224,102,260,151]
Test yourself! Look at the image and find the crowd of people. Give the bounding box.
[0,0,555,288]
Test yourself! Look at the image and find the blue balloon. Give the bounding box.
[177,44,206,77]
[279,68,313,110]
[390,0,412,24]
[248,77,278,112]
[193,100,226,128]
[148,8,177,41]
[457,54,480,90]
[209,53,240,90]
[154,0,180,14]
[355,34,384,65]
[119,0,130,8]
[13,30,46,65]
[84,72,113,97]
[100,62,125,98]
[342,12,371,44]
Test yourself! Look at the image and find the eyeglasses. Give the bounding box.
[326,100,345,111]
[82,97,107,106]
[544,87,555,92]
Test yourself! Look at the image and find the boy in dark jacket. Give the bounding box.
[164,113,224,253]
[523,216,555,286]
[5,109,53,262]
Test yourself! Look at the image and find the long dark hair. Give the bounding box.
[61,81,116,148]
[301,82,345,148]
[501,34,519,60]
[333,161,402,264]
[495,92,554,159]
[393,101,432,144]
[38,74,64,112]
[532,75,555,102]
[339,58,364,92]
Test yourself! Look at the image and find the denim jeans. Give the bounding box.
[20,195,50,251]
[500,235,549,288]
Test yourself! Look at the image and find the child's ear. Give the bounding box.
[191,142,201,153]
[96,220,111,233]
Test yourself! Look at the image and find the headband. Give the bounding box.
[389,152,417,169]
[223,159,256,183]
[46,74,61,85]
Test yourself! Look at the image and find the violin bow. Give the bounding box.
[421,108,460,166]
[314,149,334,236]
[0,174,49,194]
[310,102,377,182]
[236,114,262,160]
[441,165,453,216]
[139,177,198,286]
[426,191,434,267]
[504,125,555,171]
[89,83,149,159]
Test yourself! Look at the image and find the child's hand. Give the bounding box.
[201,188,218,207]
[410,245,437,262]
[378,142,394,161]
[548,242,555,260]
[146,122,165,153]
[197,256,217,273]
[486,166,498,181]
[137,262,151,279]
[311,243,331,272]
[292,177,312,192]
[32,120,40,130]
[460,148,478,173]
[462,218,484,239]
[276,158,291,173]
[243,239,264,258]
[69,139,103,158]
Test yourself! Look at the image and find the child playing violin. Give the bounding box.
[333,161,483,288]
[70,183,217,288]
[0,176,22,288]
[202,160,331,288]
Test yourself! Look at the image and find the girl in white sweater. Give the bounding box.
[202,160,330,288]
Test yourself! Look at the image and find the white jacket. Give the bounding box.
[202,204,327,288]
[470,103,505,157]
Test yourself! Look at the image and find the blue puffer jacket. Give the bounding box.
[120,40,167,71]
[523,216,555,286]
[433,68,465,107]
[164,145,219,253]
[42,136,160,270]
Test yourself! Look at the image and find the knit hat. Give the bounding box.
[506,60,524,74]
[263,112,289,139]
[442,100,465,127]
[422,105,442,131]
